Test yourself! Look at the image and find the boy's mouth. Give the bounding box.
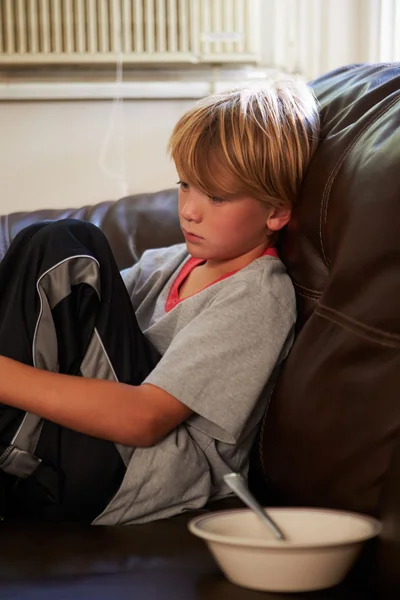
[182,228,203,241]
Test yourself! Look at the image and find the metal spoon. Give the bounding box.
[223,472,286,541]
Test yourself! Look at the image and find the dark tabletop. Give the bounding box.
[0,508,380,600]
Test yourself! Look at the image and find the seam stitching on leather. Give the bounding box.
[317,304,400,347]
[318,96,400,268]
[293,281,322,296]
[296,290,320,301]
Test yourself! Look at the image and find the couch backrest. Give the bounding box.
[0,189,182,269]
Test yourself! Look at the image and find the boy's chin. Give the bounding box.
[185,243,207,259]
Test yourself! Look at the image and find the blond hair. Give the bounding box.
[168,78,320,209]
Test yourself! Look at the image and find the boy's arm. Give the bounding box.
[0,356,192,447]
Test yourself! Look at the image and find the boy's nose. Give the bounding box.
[180,197,202,222]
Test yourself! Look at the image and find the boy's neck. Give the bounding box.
[201,242,271,277]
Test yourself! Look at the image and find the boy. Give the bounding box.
[0,79,319,524]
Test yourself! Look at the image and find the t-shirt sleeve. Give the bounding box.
[121,245,188,312]
[143,281,296,444]
[121,263,140,293]
[120,250,160,310]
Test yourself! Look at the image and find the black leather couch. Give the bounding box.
[0,63,399,599]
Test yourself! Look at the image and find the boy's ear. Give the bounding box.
[266,207,291,232]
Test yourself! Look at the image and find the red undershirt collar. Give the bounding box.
[165,247,278,312]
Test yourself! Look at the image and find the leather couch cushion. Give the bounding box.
[257,63,400,516]
[0,188,182,270]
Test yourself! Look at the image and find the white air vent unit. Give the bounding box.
[0,0,261,65]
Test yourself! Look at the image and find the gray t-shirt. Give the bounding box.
[92,244,296,525]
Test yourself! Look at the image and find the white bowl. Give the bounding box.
[188,507,381,593]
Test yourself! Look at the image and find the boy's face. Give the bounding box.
[177,179,290,266]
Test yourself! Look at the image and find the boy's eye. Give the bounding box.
[209,196,225,205]
[177,180,189,191]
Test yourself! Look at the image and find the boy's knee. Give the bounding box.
[45,218,96,233]
[36,219,101,239]
[24,219,106,254]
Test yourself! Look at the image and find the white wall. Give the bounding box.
[0,0,397,214]
[0,99,194,214]
[264,0,388,81]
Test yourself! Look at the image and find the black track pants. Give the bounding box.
[0,219,159,522]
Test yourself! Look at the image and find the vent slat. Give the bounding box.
[74,0,86,53]
[167,0,177,53]
[145,0,155,53]
[223,0,234,54]
[133,0,143,53]
[63,0,74,53]
[98,0,109,52]
[52,0,63,53]
[16,0,26,53]
[110,0,121,52]
[28,0,39,53]
[40,0,50,53]
[121,0,132,53]
[156,0,166,53]
[87,0,97,53]
[235,0,245,54]
[5,0,15,53]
